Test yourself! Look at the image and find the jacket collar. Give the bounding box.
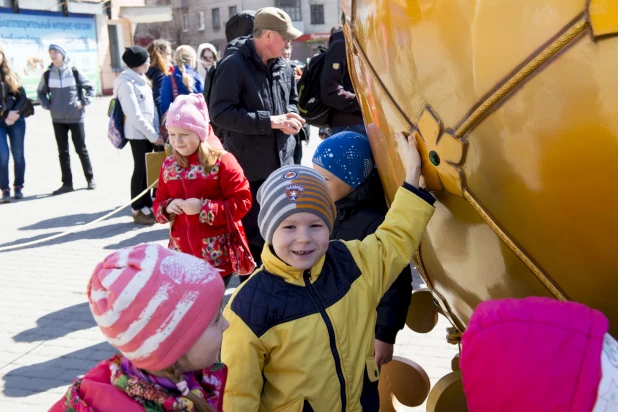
[335,170,385,211]
[240,39,286,74]
[261,243,326,286]
[122,69,147,85]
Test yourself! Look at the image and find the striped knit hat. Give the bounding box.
[257,165,336,244]
[87,243,225,371]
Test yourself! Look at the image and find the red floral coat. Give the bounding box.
[153,151,252,277]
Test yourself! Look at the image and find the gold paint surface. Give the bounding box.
[347,0,618,335]
[589,0,618,38]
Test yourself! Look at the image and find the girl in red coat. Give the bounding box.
[153,93,251,287]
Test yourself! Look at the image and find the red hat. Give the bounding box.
[88,243,225,370]
[461,297,610,412]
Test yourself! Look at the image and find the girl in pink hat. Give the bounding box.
[153,93,252,287]
[50,243,229,412]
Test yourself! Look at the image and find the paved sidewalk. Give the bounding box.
[0,97,457,411]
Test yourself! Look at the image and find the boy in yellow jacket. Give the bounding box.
[222,132,435,411]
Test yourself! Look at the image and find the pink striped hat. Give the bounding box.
[87,243,225,370]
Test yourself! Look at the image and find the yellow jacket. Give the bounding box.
[222,186,435,411]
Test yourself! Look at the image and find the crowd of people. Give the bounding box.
[1,5,614,412]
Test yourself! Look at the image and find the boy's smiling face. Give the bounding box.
[271,212,330,270]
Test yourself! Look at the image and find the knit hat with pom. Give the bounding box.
[88,243,225,371]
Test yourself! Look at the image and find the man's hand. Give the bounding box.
[166,199,184,215]
[181,198,202,215]
[271,113,305,136]
[374,339,394,366]
[395,132,422,188]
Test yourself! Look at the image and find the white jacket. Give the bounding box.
[113,69,159,143]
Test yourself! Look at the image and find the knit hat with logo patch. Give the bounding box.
[257,165,336,244]
[88,243,225,371]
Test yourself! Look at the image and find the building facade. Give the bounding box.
[135,0,339,63]
[0,0,172,97]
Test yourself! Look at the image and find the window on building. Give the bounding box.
[275,0,301,22]
[310,4,324,24]
[108,25,123,71]
[229,6,237,19]
[182,13,189,32]
[198,11,205,31]
[212,8,221,30]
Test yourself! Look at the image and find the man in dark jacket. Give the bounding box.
[312,131,412,367]
[210,7,305,268]
[320,28,366,137]
[37,44,96,195]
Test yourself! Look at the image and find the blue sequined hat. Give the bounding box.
[312,131,374,188]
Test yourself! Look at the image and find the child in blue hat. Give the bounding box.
[312,131,413,367]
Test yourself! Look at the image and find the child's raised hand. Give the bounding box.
[180,198,202,215]
[166,199,184,216]
[395,131,422,189]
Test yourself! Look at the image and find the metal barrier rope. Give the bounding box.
[0,181,158,253]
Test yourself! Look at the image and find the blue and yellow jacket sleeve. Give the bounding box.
[344,183,435,303]
[222,306,266,411]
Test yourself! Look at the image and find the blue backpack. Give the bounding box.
[107,97,127,149]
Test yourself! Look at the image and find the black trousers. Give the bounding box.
[53,122,94,186]
[242,179,265,266]
[129,139,154,210]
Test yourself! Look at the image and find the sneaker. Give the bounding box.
[1,189,11,203]
[133,210,156,226]
[13,186,23,200]
[52,185,74,196]
[87,180,96,190]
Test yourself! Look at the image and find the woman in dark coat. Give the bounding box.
[146,39,172,119]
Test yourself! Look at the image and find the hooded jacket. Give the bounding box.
[225,10,255,43]
[332,170,413,344]
[197,43,218,80]
[320,31,364,129]
[160,65,204,115]
[222,184,435,411]
[36,63,95,123]
[461,297,610,412]
[113,69,159,143]
[209,39,299,182]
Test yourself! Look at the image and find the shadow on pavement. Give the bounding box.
[2,342,117,397]
[19,207,120,230]
[13,303,96,343]
[0,222,141,252]
[104,227,169,250]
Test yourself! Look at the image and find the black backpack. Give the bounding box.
[297,46,331,127]
[44,67,82,101]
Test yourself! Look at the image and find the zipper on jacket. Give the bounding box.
[303,270,347,412]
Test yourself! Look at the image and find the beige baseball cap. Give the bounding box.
[254,7,303,40]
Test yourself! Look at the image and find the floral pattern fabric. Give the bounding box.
[202,233,230,267]
[58,355,227,412]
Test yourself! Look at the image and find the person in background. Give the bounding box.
[282,42,308,165]
[196,43,218,82]
[37,44,96,195]
[114,46,164,225]
[160,45,203,115]
[312,132,413,367]
[320,28,366,137]
[49,244,229,412]
[203,10,256,113]
[209,7,305,274]
[0,46,28,203]
[146,39,172,119]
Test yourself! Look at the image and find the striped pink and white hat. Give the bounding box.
[87,243,225,371]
